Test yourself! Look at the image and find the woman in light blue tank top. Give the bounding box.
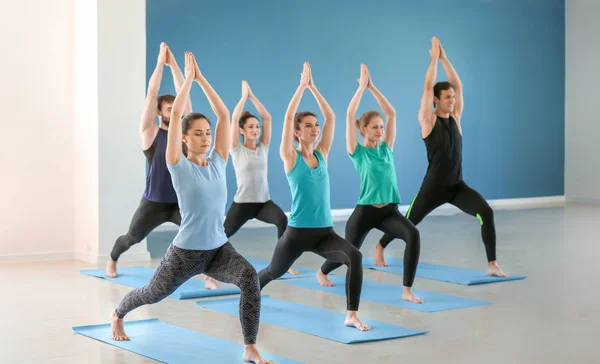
[319,65,424,304]
[257,62,370,332]
[111,52,272,364]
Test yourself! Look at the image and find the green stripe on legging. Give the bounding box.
[476,213,483,225]
[406,193,419,219]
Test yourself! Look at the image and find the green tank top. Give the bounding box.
[286,149,333,228]
[349,142,401,205]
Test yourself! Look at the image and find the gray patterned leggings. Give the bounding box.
[114,242,261,345]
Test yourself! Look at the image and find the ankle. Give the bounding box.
[244,344,257,350]
[346,310,358,317]
[402,286,413,293]
[488,261,498,267]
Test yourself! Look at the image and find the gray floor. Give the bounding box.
[1,204,598,363]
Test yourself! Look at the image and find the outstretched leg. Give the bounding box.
[449,182,506,277]
[107,199,174,278]
[257,227,304,289]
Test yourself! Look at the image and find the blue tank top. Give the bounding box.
[143,129,178,203]
[287,150,332,228]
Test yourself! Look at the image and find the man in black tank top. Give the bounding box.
[375,37,507,277]
[106,43,194,278]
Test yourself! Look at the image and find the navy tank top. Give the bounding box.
[142,128,178,203]
[423,116,463,186]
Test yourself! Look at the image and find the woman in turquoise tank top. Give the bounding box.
[319,65,424,304]
[257,62,370,331]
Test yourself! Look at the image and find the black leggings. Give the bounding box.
[224,200,287,239]
[115,242,261,345]
[321,204,420,287]
[379,181,496,262]
[111,198,181,261]
[258,226,363,311]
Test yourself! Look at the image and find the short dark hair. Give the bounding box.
[157,94,175,111]
[433,82,455,107]
[293,111,317,142]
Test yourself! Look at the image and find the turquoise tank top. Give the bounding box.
[286,149,333,228]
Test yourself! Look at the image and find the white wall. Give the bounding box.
[565,0,600,203]
[1,0,149,263]
[0,0,75,260]
[96,0,149,262]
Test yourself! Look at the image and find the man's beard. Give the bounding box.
[162,117,170,127]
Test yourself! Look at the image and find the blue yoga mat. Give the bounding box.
[363,257,528,285]
[281,276,490,312]
[73,318,301,364]
[245,257,320,280]
[80,266,240,299]
[197,295,427,344]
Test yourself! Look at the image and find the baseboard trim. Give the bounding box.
[1,195,565,264]
[0,251,75,264]
[566,197,600,205]
[153,195,566,231]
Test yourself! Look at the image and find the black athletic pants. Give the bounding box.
[321,203,420,287]
[224,200,287,239]
[258,226,363,311]
[379,181,496,262]
[110,198,181,261]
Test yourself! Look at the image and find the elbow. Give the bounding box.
[385,108,396,119]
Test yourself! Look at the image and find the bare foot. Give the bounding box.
[105,258,117,278]
[402,287,424,304]
[316,269,334,287]
[243,344,273,364]
[204,276,221,290]
[487,261,507,277]
[373,243,388,267]
[287,267,300,275]
[111,311,130,341]
[344,311,371,331]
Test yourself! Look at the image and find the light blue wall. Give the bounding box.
[147,0,565,211]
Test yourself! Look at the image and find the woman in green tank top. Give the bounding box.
[319,65,424,304]
[257,62,371,331]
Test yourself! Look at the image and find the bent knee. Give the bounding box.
[238,263,260,287]
[477,205,494,225]
[406,226,420,245]
[346,246,363,266]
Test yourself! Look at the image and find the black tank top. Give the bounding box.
[423,115,463,186]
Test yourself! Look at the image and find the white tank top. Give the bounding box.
[230,142,270,203]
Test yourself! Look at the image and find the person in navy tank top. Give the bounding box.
[105,43,192,278]
[257,63,370,331]
[375,37,507,278]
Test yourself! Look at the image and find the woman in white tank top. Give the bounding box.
[205,81,299,289]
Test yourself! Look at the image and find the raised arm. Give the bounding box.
[166,52,195,165]
[247,84,273,147]
[140,43,167,150]
[192,54,231,162]
[309,65,336,161]
[230,81,249,149]
[281,63,310,172]
[419,37,440,139]
[365,67,397,151]
[438,40,464,122]
[165,45,192,115]
[346,65,368,154]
